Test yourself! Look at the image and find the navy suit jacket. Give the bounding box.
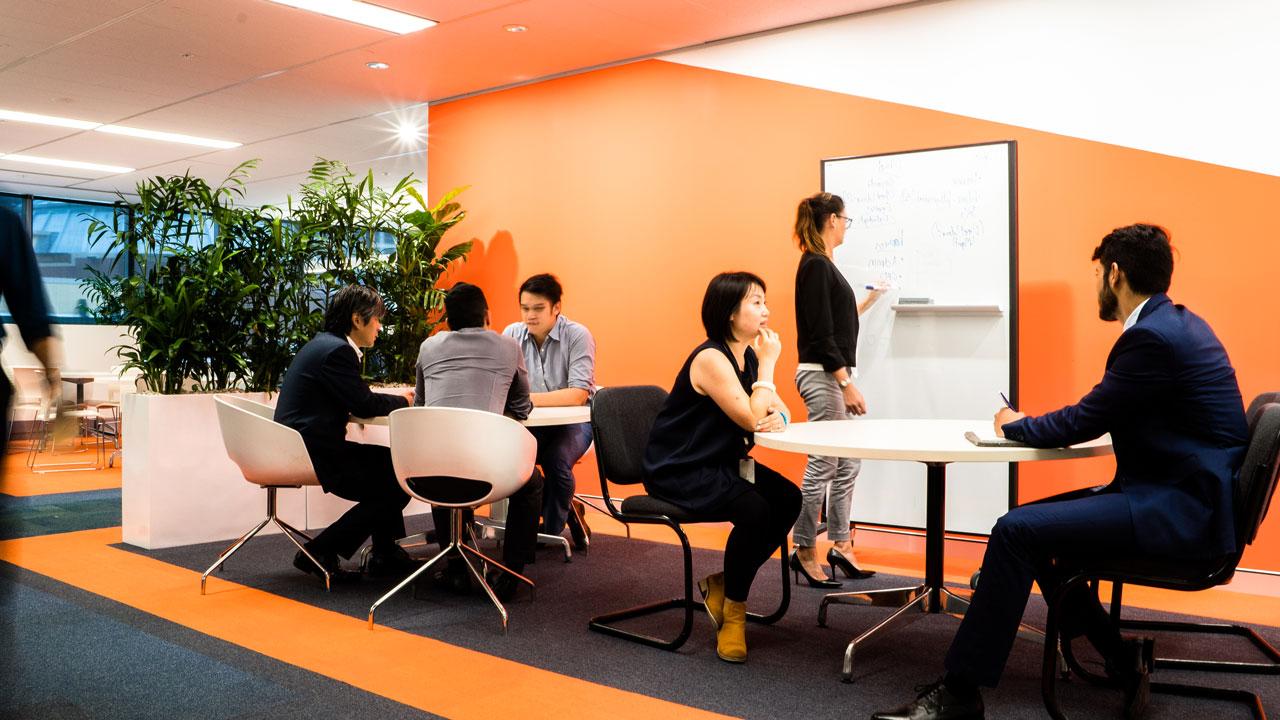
[1003,294,1247,559]
[274,332,408,491]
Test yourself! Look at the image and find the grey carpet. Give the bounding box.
[122,514,1278,719]
[0,488,122,540]
[0,565,441,720]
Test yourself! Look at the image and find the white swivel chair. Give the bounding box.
[367,406,537,631]
[201,395,331,592]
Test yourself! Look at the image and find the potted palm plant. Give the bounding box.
[82,159,472,548]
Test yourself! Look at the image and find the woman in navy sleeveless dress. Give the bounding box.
[643,272,801,663]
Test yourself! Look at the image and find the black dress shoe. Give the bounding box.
[431,559,473,594]
[1106,636,1154,719]
[789,549,842,588]
[567,498,591,551]
[293,549,361,584]
[871,680,984,720]
[366,546,423,578]
[485,570,524,602]
[828,547,877,579]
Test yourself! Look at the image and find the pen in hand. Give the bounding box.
[1000,392,1015,410]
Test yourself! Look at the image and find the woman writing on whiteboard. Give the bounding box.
[790,192,884,587]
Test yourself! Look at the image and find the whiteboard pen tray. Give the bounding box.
[891,304,1003,316]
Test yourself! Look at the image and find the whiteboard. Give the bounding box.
[821,141,1016,535]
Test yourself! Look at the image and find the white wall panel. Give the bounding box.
[666,0,1280,177]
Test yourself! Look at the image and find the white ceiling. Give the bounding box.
[0,0,918,206]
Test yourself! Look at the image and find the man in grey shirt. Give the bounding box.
[414,282,542,600]
[502,274,596,550]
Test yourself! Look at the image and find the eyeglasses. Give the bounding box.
[836,215,853,228]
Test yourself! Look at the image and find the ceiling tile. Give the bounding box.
[0,0,159,67]
[1,0,917,200]
[0,122,82,154]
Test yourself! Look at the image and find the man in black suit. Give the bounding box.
[274,285,418,581]
[874,224,1249,720]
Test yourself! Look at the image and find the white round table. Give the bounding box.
[755,419,1112,681]
[518,405,591,427]
[348,405,593,561]
[351,404,590,428]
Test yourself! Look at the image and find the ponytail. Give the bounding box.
[794,192,843,256]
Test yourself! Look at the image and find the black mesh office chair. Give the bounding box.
[1040,401,1280,719]
[586,385,791,650]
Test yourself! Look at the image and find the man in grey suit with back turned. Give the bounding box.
[414,282,543,600]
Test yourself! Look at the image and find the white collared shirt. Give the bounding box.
[1122,297,1151,332]
[346,335,364,360]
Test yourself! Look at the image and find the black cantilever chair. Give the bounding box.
[1041,401,1280,720]
[586,385,791,650]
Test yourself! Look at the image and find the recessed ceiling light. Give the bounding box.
[0,154,134,174]
[395,120,423,145]
[366,61,390,70]
[0,107,241,149]
[267,0,436,34]
[503,24,528,33]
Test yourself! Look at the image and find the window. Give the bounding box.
[0,194,24,224]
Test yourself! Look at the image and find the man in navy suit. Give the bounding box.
[274,285,418,582]
[874,224,1248,720]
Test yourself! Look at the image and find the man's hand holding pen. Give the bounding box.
[994,393,1025,436]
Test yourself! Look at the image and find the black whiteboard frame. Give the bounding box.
[819,140,1019,534]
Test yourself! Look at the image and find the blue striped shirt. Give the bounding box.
[502,315,596,398]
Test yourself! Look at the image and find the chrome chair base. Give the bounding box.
[473,515,572,563]
[367,507,534,632]
[821,583,1063,682]
[200,486,323,593]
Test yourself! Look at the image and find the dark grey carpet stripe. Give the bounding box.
[0,563,440,720]
[0,489,122,540]
[125,515,1277,719]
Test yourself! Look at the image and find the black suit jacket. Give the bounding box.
[1003,295,1248,559]
[274,332,408,491]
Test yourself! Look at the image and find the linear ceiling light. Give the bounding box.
[0,107,241,148]
[0,154,134,174]
[267,0,436,34]
[0,109,98,129]
[96,125,240,149]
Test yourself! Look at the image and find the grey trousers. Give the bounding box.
[792,368,861,546]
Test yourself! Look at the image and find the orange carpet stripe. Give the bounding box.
[2,450,122,496]
[0,527,733,720]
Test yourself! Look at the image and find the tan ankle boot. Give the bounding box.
[698,572,725,629]
[716,599,748,663]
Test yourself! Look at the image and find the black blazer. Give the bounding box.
[1003,295,1248,559]
[795,251,859,371]
[274,332,408,490]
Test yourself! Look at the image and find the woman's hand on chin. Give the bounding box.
[752,327,782,363]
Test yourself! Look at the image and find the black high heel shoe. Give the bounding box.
[827,548,876,579]
[789,550,841,588]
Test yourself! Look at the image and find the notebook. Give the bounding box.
[964,430,1026,448]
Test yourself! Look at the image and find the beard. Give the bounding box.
[1097,281,1120,321]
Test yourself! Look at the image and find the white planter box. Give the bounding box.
[121,392,307,549]
[121,391,428,550]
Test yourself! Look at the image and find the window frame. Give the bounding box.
[1,191,128,326]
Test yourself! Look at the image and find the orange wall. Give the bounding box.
[429,59,1280,570]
